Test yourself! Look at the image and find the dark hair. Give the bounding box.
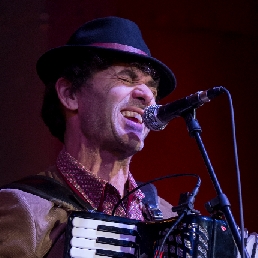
[41,51,159,142]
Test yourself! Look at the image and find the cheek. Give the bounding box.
[109,85,132,99]
[108,88,130,118]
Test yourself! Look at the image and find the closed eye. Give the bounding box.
[118,77,132,83]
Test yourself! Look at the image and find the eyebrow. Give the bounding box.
[116,68,159,88]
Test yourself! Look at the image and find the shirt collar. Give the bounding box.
[56,148,145,211]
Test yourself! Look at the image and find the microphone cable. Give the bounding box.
[111,173,201,216]
[224,88,246,257]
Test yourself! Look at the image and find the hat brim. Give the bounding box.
[36,45,176,100]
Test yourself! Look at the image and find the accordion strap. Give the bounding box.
[2,175,94,211]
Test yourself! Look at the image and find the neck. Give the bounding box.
[64,139,132,197]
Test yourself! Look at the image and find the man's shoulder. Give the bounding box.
[158,196,177,219]
[1,173,92,211]
[0,187,53,208]
[137,181,177,220]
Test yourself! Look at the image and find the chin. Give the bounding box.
[112,124,147,156]
[117,133,145,156]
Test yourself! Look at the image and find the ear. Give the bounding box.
[55,77,78,111]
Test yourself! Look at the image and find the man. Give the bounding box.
[0,17,176,257]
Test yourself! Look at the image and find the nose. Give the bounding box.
[131,84,156,105]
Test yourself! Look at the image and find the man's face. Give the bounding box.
[75,64,158,157]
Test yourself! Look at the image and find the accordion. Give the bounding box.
[64,211,237,258]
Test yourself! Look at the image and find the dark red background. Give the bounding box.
[1,0,257,232]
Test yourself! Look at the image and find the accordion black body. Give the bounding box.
[64,211,237,258]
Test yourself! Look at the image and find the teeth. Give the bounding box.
[121,111,143,124]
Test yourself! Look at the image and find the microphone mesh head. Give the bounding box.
[142,105,167,131]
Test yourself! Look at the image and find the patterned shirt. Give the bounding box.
[56,149,145,220]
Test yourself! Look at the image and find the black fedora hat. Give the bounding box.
[36,16,176,99]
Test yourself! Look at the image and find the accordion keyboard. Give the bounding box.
[64,212,139,258]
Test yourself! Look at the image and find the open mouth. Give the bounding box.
[121,110,143,124]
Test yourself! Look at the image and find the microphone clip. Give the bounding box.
[172,192,200,215]
[182,109,202,137]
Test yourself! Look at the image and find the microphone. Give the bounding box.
[142,86,226,131]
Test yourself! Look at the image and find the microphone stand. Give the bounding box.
[182,109,248,258]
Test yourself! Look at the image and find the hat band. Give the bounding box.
[89,43,148,56]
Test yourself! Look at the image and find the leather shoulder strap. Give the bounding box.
[1,175,94,212]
